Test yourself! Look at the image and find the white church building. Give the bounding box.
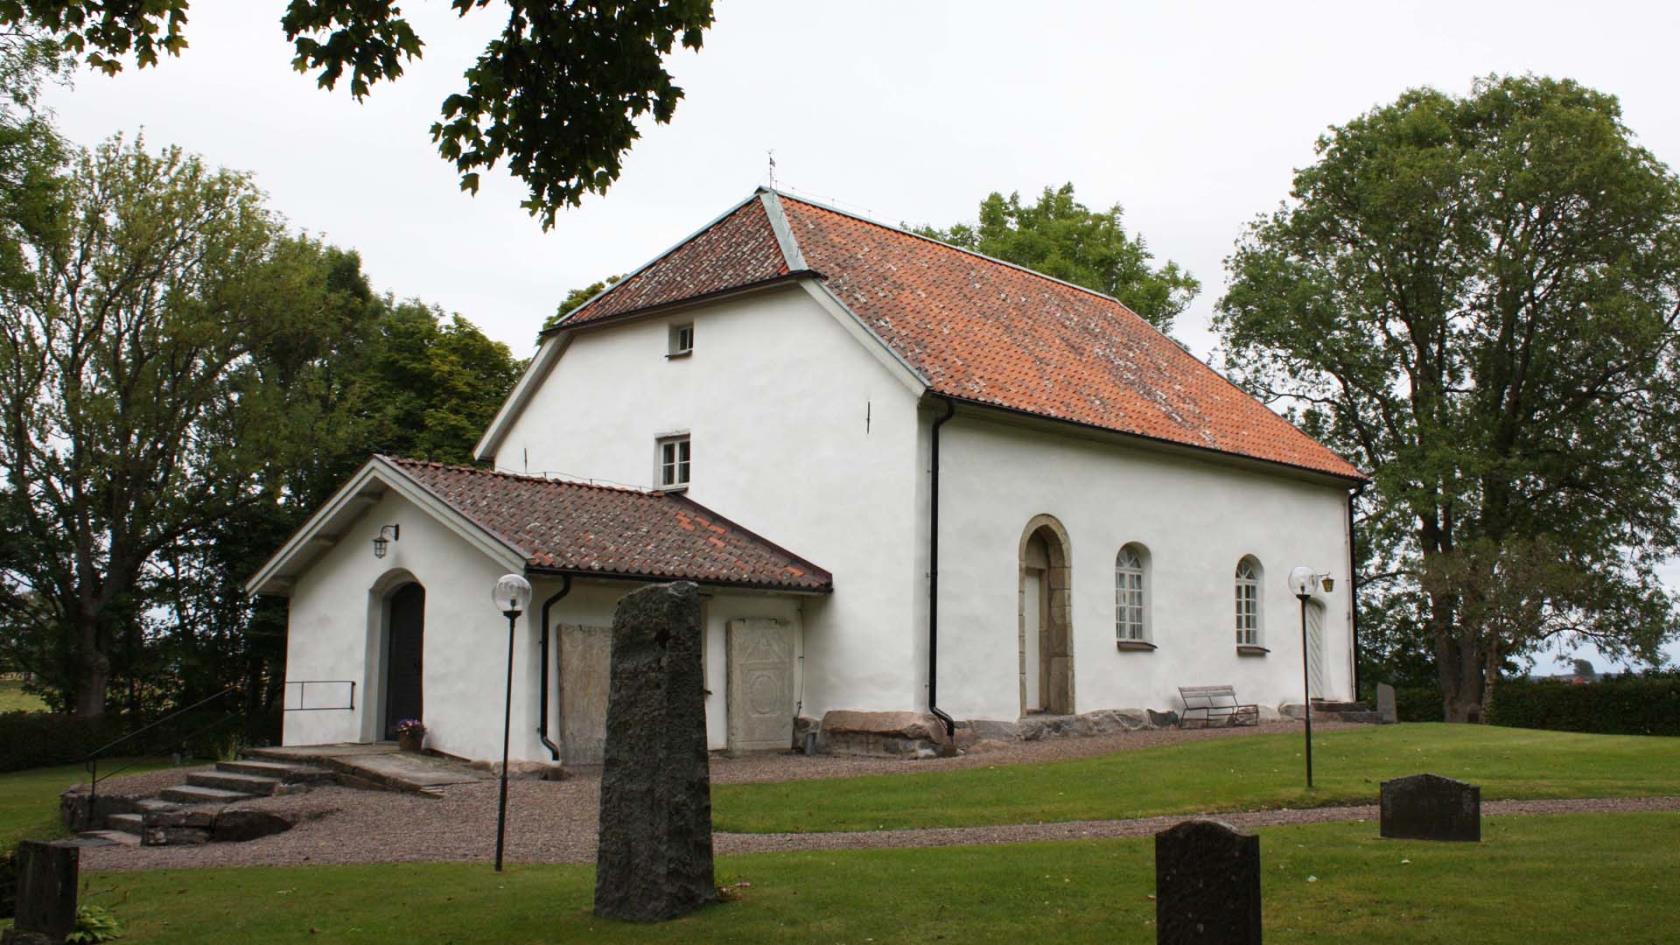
[248,188,1367,765]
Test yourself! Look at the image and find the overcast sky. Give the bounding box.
[40,0,1680,670]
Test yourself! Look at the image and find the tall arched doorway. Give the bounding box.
[383,582,425,740]
[1019,516,1074,716]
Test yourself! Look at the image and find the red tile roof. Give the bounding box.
[564,194,792,325]
[388,457,831,591]
[559,190,1364,481]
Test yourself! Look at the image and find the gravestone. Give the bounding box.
[1380,773,1480,842]
[1376,683,1398,724]
[593,582,716,922]
[2,840,78,945]
[1154,819,1262,945]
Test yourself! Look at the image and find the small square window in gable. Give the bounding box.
[668,322,694,358]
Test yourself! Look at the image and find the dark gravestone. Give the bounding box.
[3,840,78,945]
[593,581,716,922]
[1380,773,1480,842]
[1376,683,1398,725]
[1155,819,1261,945]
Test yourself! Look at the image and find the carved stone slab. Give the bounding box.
[1380,773,1480,842]
[1376,683,1398,724]
[1155,819,1261,944]
[8,840,79,942]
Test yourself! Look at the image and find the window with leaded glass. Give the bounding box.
[1235,557,1261,646]
[1115,544,1148,642]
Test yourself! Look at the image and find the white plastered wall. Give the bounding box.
[934,412,1355,722]
[284,499,816,761]
[281,490,525,761]
[492,285,923,720]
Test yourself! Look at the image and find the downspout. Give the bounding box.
[537,575,572,761]
[928,396,957,740]
[1347,484,1364,699]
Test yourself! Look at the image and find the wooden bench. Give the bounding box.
[1177,685,1259,728]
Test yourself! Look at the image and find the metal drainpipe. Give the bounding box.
[537,575,572,761]
[928,396,958,740]
[1347,484,1364,699]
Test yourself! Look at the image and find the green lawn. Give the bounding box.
[0,679,47,713]
[63,813,1680,944]
[714,723,1680,832]
[2,759,175,849]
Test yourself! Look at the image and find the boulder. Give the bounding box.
[210,809,294,843]
[819,710,950,756]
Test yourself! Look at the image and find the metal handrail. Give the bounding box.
[283,679,356,712]
[84,685,239,803]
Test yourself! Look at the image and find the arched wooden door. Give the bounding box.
[383,582,425,739]
[1019,517,1073,716]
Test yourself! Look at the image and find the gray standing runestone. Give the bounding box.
[1380,773,1481,842]
[593,581,717,922]
[1376,683,1398,725]
[3,840,78,945]
[1154,819,1261,945]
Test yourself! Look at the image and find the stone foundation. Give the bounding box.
[952,708,1156,747]
[1279,700,1379,724]
[794,702,1314,758]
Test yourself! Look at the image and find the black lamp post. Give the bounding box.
[1288,565,1316,788]
[491,572,532,872]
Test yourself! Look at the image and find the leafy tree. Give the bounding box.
[1217,76,1680,721]
[914,184,1199,333]
[0,135,371,717]
[0,29,67,281]
[353,301,524,463]
[126,249,520,732]
[0,0,715,227]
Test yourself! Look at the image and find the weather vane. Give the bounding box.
[767,149,777,188]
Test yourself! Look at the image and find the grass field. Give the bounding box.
[0,679,47,713]
[2,759,175,849]
[713,723,1680,832]
[57,813,1680,944]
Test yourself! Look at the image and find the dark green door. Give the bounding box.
[383,583,425,739]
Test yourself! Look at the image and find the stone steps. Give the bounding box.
[104,812,144,834]
[159,784,258,805]
[69,753,352,848]
[75,829,140,847]
[135,798,184,814]
[216,759,333,783]
[187,770,284,796]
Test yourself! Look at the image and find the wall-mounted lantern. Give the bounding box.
[372,524,400,559]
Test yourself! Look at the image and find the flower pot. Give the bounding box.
[397,731,424,752]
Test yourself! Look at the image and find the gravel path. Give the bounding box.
[77,721,1680,872]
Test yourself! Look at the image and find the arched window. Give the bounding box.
[1235,556,1262,646]
[1115,544,1149,643]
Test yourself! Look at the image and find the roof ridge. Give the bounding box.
[756,188,807,271]
[554,189,769,329]
[380,455,657,497]
[768,187,1152,317]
